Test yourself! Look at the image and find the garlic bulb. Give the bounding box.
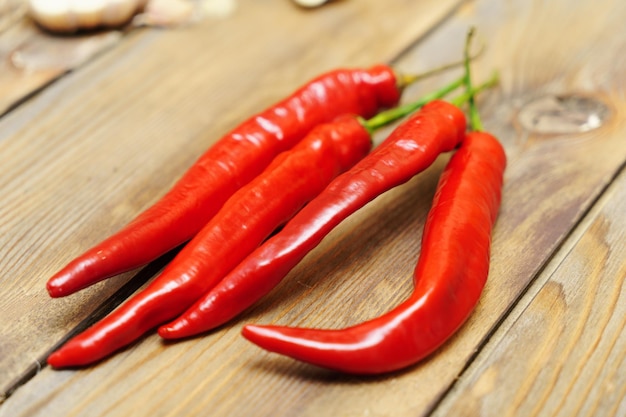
[27,0,148,33]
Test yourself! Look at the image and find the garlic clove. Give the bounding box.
[292,0,330,8]
[73,0,108,29]
[101,0,143,27]
[28,0,78,33]
[28,0,148,33]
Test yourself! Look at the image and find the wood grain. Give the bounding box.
[0,2,124,116]
[433,167,626,417]
[1,0,625,415]
[0,0,463,401]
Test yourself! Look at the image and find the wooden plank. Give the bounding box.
[1,0,624,415]
[0,1,124,116]
[432,166,626,417]
[0,0,464,402]
[0,1,626,415]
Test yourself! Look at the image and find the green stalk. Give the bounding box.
[463,27,485,132]
[397,40,485,88]
[363,75,464,133]
[450,71,499,108]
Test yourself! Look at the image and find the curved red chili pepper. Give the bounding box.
[241,130,506,374]
[158,99,467,339]
[46,65,400,298]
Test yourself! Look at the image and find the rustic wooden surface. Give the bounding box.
[0,0,624,416]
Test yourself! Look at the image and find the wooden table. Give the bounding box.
[1,0,624,415]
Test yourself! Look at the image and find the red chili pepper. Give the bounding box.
[46,77,466,368]
[45,65,401,298]
[158,98,469,340]
[241,130,506,374]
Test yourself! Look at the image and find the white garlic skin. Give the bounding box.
[292,0,330,8]
[28,0,149,33]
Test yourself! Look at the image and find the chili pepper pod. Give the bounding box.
[45,65,401,298]
[158,98,469,340]
[46,76,467,368]
[242,130,506,374]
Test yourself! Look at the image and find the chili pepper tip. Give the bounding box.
[47,347,74,369]
[241,325,282,349]
[157,321,188,339]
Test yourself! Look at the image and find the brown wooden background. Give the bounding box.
[0,0,624,416]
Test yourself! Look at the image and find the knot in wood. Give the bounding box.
[517,94,609,135]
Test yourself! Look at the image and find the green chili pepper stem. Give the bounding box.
[450,71,499,108]
[362,75,465,134]
[397,40,485,89]
[463,27,485,132]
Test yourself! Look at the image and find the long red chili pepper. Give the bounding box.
[240,28,506,374]
[241,130,506,374]
[47,78,464,368]
[45,65,402,298]
[157,96,472,340]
